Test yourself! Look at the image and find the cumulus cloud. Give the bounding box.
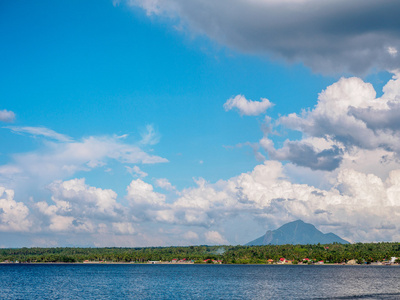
[113,73,400,243]
[48,178,122,217]
[6,126,73,142]
[211,162,400,241]
[117,160,400,243]
[5,76,400,245]
[126,0,400,74]
[224,95,272,116]
[127,179,166,206]
[280,75,400,152]
[5,158,400,244]
[125,177,231,227]
[0,186,31,232]
[0,124,169,245]
[261,137,343,171]
[37,178,125,233]
[0,109,16,123]
[256,73,400,172]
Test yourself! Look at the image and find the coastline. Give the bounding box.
[1,261,399,266]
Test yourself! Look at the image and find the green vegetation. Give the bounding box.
[1,243,399,264]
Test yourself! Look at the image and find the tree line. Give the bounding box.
[1,243,399,264]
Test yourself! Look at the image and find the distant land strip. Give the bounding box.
[1,243,400,265]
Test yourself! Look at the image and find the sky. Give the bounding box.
[1,0,400,247]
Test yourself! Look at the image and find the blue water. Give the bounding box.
[1,264,400,299]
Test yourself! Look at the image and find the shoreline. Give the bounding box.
[1,262,399,266]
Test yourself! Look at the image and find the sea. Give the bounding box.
[1,264,400,299]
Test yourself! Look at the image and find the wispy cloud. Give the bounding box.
[140,124,160,145]
[6,126,73,142]
[126,165,148,178]
[0,135,168,190]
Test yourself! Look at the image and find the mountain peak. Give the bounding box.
[246,220,349,246]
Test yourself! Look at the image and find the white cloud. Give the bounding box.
[125,177,231,227]
[154,178,176,191]
[37,178,124,233]
[0,186,31,232]
[6,126,73,142]
[339,148,400,181]
[122,160,400,243]
[171,178,232,226]
[228,162,400,241]
[4,159,400,244]
[280,77,377,142]
[140,124,160,145]
[110,74,400,243]
[49,178,121,217]
[126,165,148,178]
[388,46,398,57]
[5,75,400,245]
[126,179,166,206]
[258,74,400,172]
[224,95,272,116]
[0,135,168,189]
[0,109,15,123]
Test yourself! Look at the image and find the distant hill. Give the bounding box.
[246,220,349,246]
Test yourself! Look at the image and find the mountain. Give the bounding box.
[246,220,349,245]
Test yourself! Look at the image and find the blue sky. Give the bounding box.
[1,0,400,247]
[1,0,336,189]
